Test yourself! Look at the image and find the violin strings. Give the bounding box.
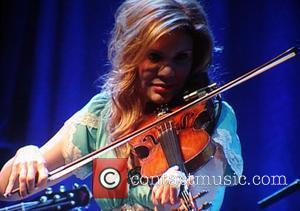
[181,189,192,208]
[169,121,193,209]
[160,121,193,209]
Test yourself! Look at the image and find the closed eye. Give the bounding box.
[174,51,192,63]
[148,51,163,63]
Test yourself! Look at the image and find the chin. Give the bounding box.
[149,93,173,105]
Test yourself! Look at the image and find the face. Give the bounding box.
[138,30,193,105]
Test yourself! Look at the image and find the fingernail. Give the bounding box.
[4,192,11,198]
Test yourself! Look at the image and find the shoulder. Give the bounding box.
[65,91,110,129]
[212,100,244,177]
[215,100,237,132]
[81,91,110,117]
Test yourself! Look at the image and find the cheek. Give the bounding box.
[138,63,158,86]
[179,71,190,80]
[175,65,192,83]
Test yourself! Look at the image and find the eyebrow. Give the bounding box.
[177,49,193,53]
[147,49,193,54]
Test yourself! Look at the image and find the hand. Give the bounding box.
[4,145,48,198]
[151,166,193,209]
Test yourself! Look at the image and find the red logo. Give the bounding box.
[93,158,128,198]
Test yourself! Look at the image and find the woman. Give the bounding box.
[0,0,243,210]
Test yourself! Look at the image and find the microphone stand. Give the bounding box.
[257,179,300,208]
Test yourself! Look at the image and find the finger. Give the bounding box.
[154,185,164,205]
[36,162,48,188]
[4,163,18,197]
[169,185,178,205]
[152,182,162,206]
[18,163,28,197]
[152,185,160,206]
[26,161,37,193]
[161,185,170,205]
[167,165,179,173]
[151,189,158,206]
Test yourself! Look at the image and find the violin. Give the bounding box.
[130,91,218,178]
[11,47,299,210]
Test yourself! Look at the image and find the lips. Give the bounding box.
[152,84,174,93]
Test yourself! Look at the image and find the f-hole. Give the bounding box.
[143,134,158,145]
[134,146,150,159]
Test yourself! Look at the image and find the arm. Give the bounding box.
[0,123,71,201]
[212,101,244,178]
[0,93,109,202]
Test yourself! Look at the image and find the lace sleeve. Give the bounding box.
[60,93,109,179]
[212,101,243,177]
[60,110,100,179]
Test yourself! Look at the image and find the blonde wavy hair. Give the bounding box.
[102,0,213,157]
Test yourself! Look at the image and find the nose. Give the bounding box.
[158,64,176,78]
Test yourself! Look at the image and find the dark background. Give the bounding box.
[0,0,299,210]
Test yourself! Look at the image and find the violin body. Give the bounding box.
[130,101,216,178]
